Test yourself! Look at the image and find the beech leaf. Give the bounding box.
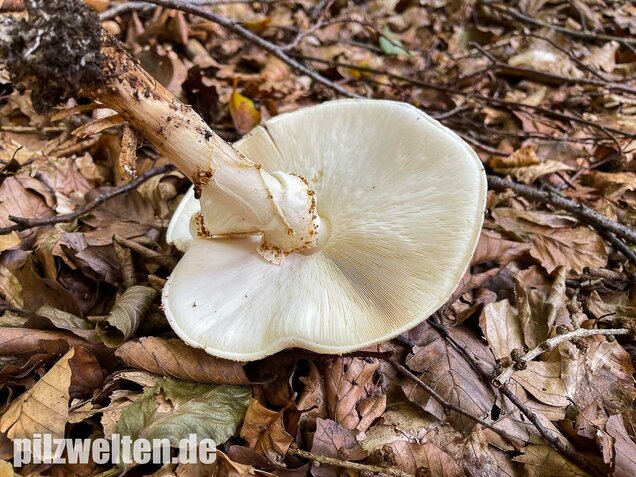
[96,285,158,347]
[117,377,250,446]
[116,337,250,384]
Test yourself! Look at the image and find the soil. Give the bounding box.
[0,0,103,113]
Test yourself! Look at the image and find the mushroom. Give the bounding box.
[0,1,486,360]
[165,100,487,360]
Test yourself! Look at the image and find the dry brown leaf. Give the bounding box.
[492,208,607,273]
[512,444,590,476]
[96,286,158,347]
[0,328,88,355]
[325,357,380,430]
[512,361,569,407]
[296,362,327,429]
[118,125,138,179]
[560,335,636,435]
[604,414,636,477]
[115,337,249,384]
[402,325,495,432]
[0,348,76,441]
[583,41,619,73]
[479,300,524,362]
[384,441,463,476]
[471,229,530,266]
[310,418,366,477]
[240,399,293,464]
[72,114,125,138]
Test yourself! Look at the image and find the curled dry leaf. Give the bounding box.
[239,398,293,463]
[604,414,636,477]
[115,337,249,385]
[325,358,381,431]
[96,285,158,347]
[118,125,138,179]
[311,418,367,477]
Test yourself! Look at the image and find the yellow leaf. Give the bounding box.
[0,231,20,253]
[229,84,260,135]
[0,348,76,441]
[244,16,272,32]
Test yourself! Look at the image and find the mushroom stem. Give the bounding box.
[0,0,319,264]
[89,37,319,263]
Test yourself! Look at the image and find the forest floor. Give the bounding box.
[1,0,636,476]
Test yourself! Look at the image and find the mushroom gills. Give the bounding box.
[164,99,487,361]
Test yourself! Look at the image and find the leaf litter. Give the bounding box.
[0,0,636,476]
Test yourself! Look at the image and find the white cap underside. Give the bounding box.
[163,100,487,361]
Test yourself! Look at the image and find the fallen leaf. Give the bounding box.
[116,337,249,384]
[493,208,607,273]
[604,414,636,477]
[229,82,260,135]
[96,285,158,347]
[239,398,293,463]
[402,324,496,432]
[325,358,380,430]
[310,418,367,477]
[512,444,590,476]
[117,377,250,446]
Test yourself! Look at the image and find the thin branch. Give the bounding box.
[493,328,629,387]
[427,316,607,477]
[292,54,636,139]
[0,164,173,235]
[483,1,636,47]
[288,446,414,477]
[487,175,636,246]
[389,360,516,443]
[141,0,362,99]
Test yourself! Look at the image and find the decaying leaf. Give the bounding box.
[402,325,496,432]
[117,377,250,446]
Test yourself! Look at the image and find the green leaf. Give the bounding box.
[379,27,409,58]
[117,378,251,446]
[96,286,158,347]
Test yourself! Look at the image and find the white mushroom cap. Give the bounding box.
[164,100,486,361]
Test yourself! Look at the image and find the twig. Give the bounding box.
[0,164,173,235]
[113,235,178,269]
[482,2,636,47]
[600,230,636,264]
[427,316,607,477]
[287,445,413,477]
[99,2,155,21]
[292,54,636,139]
[493,328,629,387]
[99,0,281,20]
[141,0,362,99]
[487,175,636,246]
[389,360,516,442]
